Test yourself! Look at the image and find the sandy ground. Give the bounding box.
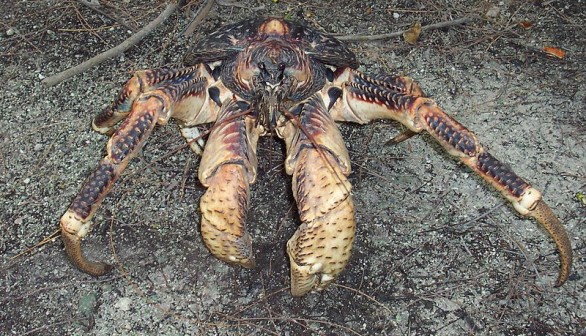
[1,0,585,335]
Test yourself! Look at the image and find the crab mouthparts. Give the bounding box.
[257,60,286,85]
[257,91,281,133]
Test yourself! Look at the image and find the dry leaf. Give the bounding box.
[403,22,422,44]
[543,46,566,59]
[519,20,533,29]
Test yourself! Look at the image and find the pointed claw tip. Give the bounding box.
[530,200,572,288]
[290,279,316,297]
[61,229,112,277]
[288,259,319,297]
[291,289,310,298]
[237,258,255,269]
[553,258,571,288]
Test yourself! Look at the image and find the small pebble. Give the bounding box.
[78,293,97,316]
[115,297,132,311]
[486,6,500,18]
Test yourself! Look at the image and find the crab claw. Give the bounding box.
[199,163,256,268]
[278,94,355,296]
[197,99,259,268]
[61,210,112,276]
[286,148,355,297]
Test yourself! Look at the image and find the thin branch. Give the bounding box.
[0,21,43,54]
[216,0,265,10]
[22,318,91,336]
[77,0,139,32]
[337,16,475,41]
[42,2,181,87]
[183,0,216,37]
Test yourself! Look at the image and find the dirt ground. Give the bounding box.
[1,0,585,335]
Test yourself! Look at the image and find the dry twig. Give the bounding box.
[42,2,181,86]
[183,0,216,37]
[337,16,475,41]
[216,0,265,10]
[77,0,139,32]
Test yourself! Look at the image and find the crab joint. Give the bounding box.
[60,211,112,276]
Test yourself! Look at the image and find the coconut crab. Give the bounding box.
[60,17,572,297]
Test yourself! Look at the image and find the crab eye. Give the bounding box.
[257,62,265,70]
[278,62,286,70]
[292,26,304,41]
[246,28,256,41]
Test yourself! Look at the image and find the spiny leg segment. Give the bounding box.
[60,66,211,276]
[328,68,572,286]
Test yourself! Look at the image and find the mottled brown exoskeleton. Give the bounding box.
[60,17,572,297]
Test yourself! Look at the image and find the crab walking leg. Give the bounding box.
[92,66,213,135]
[198,99,259,268]
[326,70,425,144]
[329,69,572,286]
[278,95,355,296]
[60,96,160,275]
[61,67,212,276]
